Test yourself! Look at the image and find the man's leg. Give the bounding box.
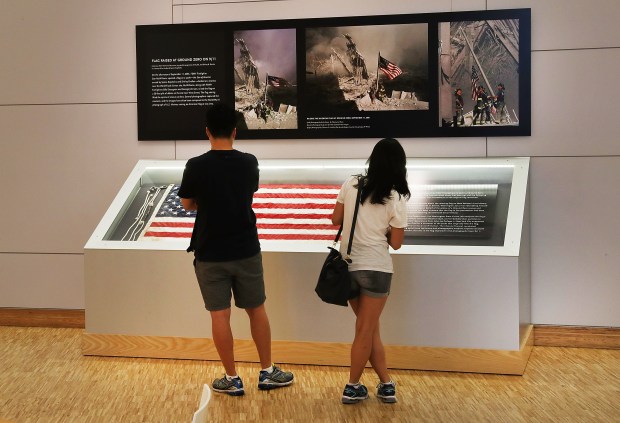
[210,307,237,376]
[245,304,272,369]
[246,304,295,390]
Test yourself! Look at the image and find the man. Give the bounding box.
[178,103,294,396]
[482,86,492,124]
[454,88,464,127]
[494,83,507,124]
[472,85,484,125]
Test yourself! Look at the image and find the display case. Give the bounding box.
[87,158,526,254]
[84,157,531,374]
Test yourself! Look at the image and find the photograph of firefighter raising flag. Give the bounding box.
[305,23,428,114]
[438,19,521,128]
[234,28,298,130]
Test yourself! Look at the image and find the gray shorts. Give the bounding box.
[194,252,266,311]
[349,270,392,299]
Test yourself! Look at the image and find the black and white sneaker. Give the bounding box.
[212,375,244,396]
[342,383,369,404]
[258,365,294,390]
[376,381,397,403]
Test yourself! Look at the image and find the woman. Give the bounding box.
[331,138,410,404]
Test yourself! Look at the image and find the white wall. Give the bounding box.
[1,0,618,326]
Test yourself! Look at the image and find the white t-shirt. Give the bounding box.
[336,176,408,273]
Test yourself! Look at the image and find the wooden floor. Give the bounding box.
[1,327,619,422]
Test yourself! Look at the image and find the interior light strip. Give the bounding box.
[258,165,366,170]
[407,165,514,169]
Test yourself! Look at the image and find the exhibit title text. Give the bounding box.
[151,57,216,63]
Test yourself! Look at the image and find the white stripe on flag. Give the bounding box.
[258,218,334,224]
[258,229,336,235]
[255,208,333,215]
[146,226,193,233]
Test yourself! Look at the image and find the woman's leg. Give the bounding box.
[348,294,388,384]
[368,325,390,383]
[349,297,390,383]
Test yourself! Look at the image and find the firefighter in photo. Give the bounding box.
[481,86,492,124]
[474,86,492,125]
[494,83,507,124]
[472,85,484,125]
[454,88,464,127]
[255,101,269,124]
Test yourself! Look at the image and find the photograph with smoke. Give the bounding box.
[439,19,520,128]
[305,24,428,115]
[234,29,298,130]
[135,8,529,140]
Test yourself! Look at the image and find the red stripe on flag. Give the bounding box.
[257,223,338,230]
[254,193,336,199]
[149,222,194,228]
[252,203,334,209]
[259,184,340,190]
[258,233,338,240]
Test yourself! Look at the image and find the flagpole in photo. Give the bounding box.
[264,73,269,103]
[375,51,381,93]
[459,27,493,94]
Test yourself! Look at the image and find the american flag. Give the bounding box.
[378,55,402,80]
[267,75,290,87]
[140,184,340,241]
[471,65,480,100]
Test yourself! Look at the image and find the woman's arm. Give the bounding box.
[331,202,344,226]
[387,226,405,250]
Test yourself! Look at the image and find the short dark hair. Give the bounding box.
[205,103,237,138]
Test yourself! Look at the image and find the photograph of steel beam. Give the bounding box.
[439,19,520,128]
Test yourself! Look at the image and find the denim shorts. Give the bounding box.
[349,270,393,299]
[193,252,266,311]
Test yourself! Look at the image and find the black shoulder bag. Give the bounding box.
[315,177,363,307]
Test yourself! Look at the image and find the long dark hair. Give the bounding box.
[358,138,411,205]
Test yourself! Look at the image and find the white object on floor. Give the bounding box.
[191,384,212,423]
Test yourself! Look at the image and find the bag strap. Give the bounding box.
[332,225,344,245]
[346,176,363,257]
[332,176,363,256]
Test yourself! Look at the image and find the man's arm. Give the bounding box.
[180,198,198,211]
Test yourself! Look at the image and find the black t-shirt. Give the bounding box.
[178,149,260,262]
